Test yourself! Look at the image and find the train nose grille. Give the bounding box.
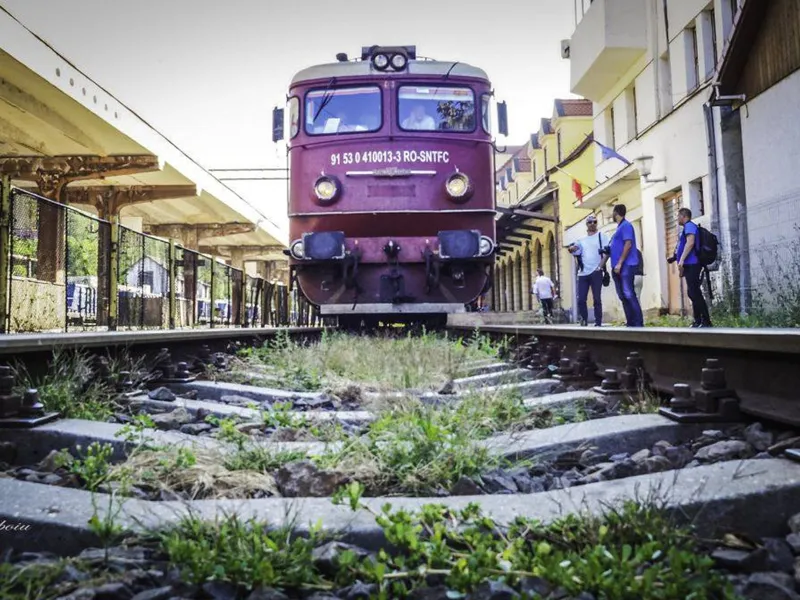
[367,185,416,198]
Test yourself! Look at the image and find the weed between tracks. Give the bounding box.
[0,498,735,599]
[226,329,503,392]
[11,348,145,421]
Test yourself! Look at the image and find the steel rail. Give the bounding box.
[448,323,800,427]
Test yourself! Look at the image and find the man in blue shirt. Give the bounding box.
[609,204,644,327]
[672,207,712,327]
[568,215,610,326]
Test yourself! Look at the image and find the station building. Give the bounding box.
[492,99,594,319]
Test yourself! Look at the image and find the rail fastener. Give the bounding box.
[0,366,58,428]
[659,359,742,423]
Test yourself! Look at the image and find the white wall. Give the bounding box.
[741,70,800,283]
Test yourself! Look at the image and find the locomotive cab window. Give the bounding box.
[398,86,476,132]
[481,94,491,134]
[305,86,381,135]
[288,96,300,138]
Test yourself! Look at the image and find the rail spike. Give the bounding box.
[659,358,742,423]
[150,348,197,385]
[0,366,59,428]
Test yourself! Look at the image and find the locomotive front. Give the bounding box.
[275,45,504,324]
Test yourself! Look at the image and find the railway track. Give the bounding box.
[1,325,800,599]
[449,321,800,428]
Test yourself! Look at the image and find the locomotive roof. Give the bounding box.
[290,60,490,86]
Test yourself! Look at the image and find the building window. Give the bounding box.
[686,27,700,92]
[532,160,537,180]
[625,85,638,141]
[708,8,718,66]
[606,105,616,150]
[544,147,548,170]
[659,52,673,114]
[690,179,705,216]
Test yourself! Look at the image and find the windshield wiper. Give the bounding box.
[313,78,337,123]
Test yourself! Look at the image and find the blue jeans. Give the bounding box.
[613,265,644,327]
[577,271,603,325]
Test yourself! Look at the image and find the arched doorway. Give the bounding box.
[547,232,557,282]
[524,245,532,310]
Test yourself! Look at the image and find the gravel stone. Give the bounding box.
[150,408,193,431]
[788,513,800,534]
[246,588,290,600]
[147,387,176,402]
[178,423,212,435]
[451,476,484,496]
[742,572,800,600]
[765,538,796,573]
[745,422,775,452]
[578,449,608,467]
[312,542,370,574]
[93,582,134,600]
[469,580,519,599]
[274,460,348,497]
[786,533,800,554]
[202,581,239,600]
[480,470,518,494]
[712,547,769,572]
[130,588,174,600]
[694,440,749,463]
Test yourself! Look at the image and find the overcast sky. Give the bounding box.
[1,0,576,231]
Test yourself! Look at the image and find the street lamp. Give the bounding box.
[634,155,666,184]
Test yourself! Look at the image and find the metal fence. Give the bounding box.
[0,185,312,334]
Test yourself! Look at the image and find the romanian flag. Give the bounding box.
[572,178,584,202]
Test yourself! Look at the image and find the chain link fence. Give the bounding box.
[7,189,109,332]
[1,186,301,333]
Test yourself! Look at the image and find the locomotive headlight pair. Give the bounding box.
[445,172,473,201]
[313,175,341,204]
[372,52,407,71]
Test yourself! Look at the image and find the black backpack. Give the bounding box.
[694,224,719,266]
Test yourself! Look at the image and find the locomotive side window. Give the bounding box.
[288,96,300,138]
[398,86,476,132]
[481,94,491,134]
[305,86,381,135]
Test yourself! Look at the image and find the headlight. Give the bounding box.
[390,53,407,70]
[372,53,389,70]
[445,173,471,199]
[479,236,494,256]
[313,176,340,203]
[290,239,305,259]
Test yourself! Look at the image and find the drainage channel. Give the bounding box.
[1,337,800,600]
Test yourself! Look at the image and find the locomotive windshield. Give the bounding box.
[398,86,476,132]
[305,86,381,135]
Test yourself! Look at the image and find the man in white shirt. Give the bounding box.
[532,268,555,323]
[402,105,436,130]
[568,215,610,326]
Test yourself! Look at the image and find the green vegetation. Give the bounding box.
[229,329,503,392]
[646,251,800,328]
[12,349,143,421]
[152,498,734,599]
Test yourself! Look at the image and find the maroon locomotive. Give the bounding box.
[273,45,507,327]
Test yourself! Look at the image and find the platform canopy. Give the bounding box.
[0,7,286,256]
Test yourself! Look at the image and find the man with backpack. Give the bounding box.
[568,215,610,326]
[670,207,713,328]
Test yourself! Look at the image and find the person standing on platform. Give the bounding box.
[532,268,555,323]
[568,215,610,326]
[671,207,712,328]
[609,204,644,327]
